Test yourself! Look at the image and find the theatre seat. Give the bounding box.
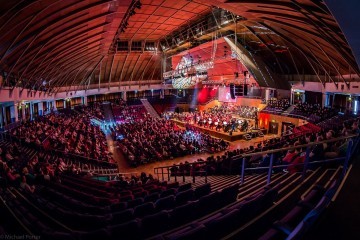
[134,202,156,218]
[169,201,199,225]
[155,195,176,211]
[127,198,144,208]
[177,183,192,192]
[108,220,140,240]
[111,209,134,224]
[194,183,211,199]
[144,192,160,203]
[160,188,177,198]
[175,189,194,206]
[165,223,207,240]
[141,210,170,237]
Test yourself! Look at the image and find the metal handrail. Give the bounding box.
[153,134,358,185]
[243,157,345,171]
[154,163,208,183]
[153,134,357,172]
[232,134,357,160]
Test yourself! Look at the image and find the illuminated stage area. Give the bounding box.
[171,119,266,142]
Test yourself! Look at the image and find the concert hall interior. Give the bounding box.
[0,0,360,239]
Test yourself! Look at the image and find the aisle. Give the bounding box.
[105,133,128,172]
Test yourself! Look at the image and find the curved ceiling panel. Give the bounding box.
[0,0,132,91]
[0,0,358,92]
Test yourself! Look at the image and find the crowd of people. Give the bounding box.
[262,98,290,112]
[11,109,113,163]
[113,105,147,124]
[4,95,360,181]
[290,102,338,122]
[113,115,229,166]
[169,117,359,176]
[0,144,66,193]
[76,103,105,120]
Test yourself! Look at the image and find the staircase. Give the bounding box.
[101,102,115,123]
[140,99,160,118]
[243,133,252,140]
[257,130,264,137]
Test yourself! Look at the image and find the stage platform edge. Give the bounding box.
[172,120,267,142]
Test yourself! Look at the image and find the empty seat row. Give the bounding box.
[39,184,237,239]
[259,180,338,240]
[159,187,279,240]
[27,183,212,231]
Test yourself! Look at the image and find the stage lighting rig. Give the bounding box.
[109,0,141,53]
[135,1,142,9]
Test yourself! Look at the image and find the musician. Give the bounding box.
[209,118,214,129]
[197,116,202,126]
[241,120,248,132]
[254,115,259,129]
[231,119,237,132]
[215,121,221,131]
[203,119,207,128]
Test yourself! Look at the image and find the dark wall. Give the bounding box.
[305,91,322,104]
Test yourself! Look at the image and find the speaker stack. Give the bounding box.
[230,83,236,99]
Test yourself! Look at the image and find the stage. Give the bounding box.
[172,119,267,142]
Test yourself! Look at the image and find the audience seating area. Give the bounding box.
[1,131,356,239]
[10,109,112,163]
[114,116,229,167]
[1,172,242,239]
[112,105,147,124]
[262,99,290,112]
[290,102,338,123]
[0,96,359,240]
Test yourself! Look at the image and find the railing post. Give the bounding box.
[267,153,274,185]
[161,168,164,181]
[241,158,245,185]
[182,171,185,183]
[350,137,359,155]
[342,140,353,178]
[167,167,170,181]
[302,146,311,179]
[205,170,207,184]
[174,171,177,183]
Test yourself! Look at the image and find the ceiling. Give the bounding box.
[192,0,360,86]
[118,0,210,41]
[0,0,358,92]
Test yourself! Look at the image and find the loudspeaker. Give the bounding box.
[244,84,248,96]
[230,84,236,99]
[244,71,248,77]
[235,84,243,96]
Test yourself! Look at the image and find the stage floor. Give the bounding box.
[171,119,267,142]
